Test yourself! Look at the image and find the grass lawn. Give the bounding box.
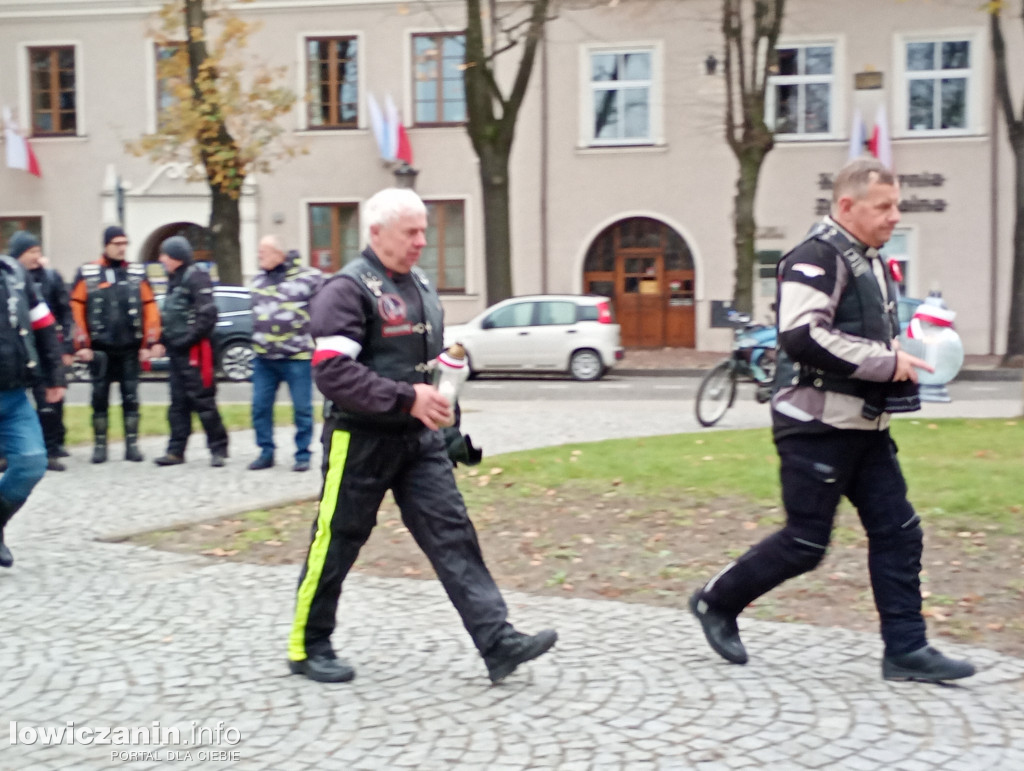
[62,403,312,445]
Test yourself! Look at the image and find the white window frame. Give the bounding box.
[893,30,984,138]
[16,40,86,139]
[295,30,365,132]
[766,39,841,141]
[579,42,663,148]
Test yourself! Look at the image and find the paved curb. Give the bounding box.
[617,366,1022,382]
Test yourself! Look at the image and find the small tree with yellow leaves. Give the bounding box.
[128,0,299,285]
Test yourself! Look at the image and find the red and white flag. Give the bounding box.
[869,103,892,171]
[848,109,867,161]
[3,107,42,177]
[395,123,414,166]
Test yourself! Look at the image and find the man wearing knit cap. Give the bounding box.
[153,236,228,467]
[13,232,75,471]
[1,235,66,568]
[70,226,161,463]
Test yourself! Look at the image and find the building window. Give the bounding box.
[306,37,359,129]
[905,39,970,132]
[309,203,360,273]
[1,217,43,255]
[155,42,186,130]
[767,44,834,136]
[413,33,466,125]
[421,200,465,292]
[588,48,654,145]
[29,46,77,136]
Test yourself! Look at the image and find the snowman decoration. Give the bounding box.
[898,292,964,403]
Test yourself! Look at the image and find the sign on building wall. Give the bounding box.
[814,172,948,216]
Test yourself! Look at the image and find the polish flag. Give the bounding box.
[848,109,867,161]
[384,94,400,161]
[395,123,414,166]
[869,103,893,170]
[3,107,42,177]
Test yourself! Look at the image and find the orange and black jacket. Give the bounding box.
[70,257,161,351]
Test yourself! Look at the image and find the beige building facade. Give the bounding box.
[0,0,1018,354]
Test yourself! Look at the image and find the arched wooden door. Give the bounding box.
[583,217,695,347]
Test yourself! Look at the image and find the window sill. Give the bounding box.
[27,134,88,142]
[294,128,367,136]
[576,143,668,155]
[773,133,842,143]
[893,131,986,141]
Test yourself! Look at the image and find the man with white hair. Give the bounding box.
[287,188,557,685]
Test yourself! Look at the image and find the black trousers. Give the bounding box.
[288,421,510,662]
[702,428,927,657]
[166,350,228,457]
[90,348,141,417]
[30,381,65,456]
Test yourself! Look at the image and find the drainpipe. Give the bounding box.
[989,53,999,355]
[540,26,550,294]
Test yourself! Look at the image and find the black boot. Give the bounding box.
[91,415,108,464]
[0,497,21,569]
[484,628,558,683]
[124,413,144,462]
[689,588,748,665]
[882,645,976,682]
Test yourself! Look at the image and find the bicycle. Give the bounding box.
[694,314,778,427]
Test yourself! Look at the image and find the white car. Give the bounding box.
[443,295,624,381]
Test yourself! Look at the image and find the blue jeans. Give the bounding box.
[0,389,48,508]
[251,357,313,463]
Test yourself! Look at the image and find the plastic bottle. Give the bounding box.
[433,343,470,428]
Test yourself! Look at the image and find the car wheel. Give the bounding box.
[219,341,255,382]
[569,349,604,381]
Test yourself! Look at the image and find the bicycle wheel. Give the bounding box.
[694,361,738,427]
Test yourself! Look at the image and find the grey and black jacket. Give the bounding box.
[771,218,912,436]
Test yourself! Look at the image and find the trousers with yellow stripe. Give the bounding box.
[288,419,511,662]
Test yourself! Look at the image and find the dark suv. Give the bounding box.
[68,285,255,383]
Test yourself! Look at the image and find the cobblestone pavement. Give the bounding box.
[2,399,1022,770]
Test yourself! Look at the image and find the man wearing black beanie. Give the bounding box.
[70,226,161,463]
[13,233,75,471]
[153,236,228,467]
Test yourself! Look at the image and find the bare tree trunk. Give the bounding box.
[1003,145,1024,365]
[479,147,512,307]
[464,0,550,305]
[990,6,1024,366]
[721,0,785,316]
[733,150,767,313]
[210,186,242,286]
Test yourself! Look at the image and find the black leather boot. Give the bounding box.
[91,415,108,464]
[0,496,21,569]
[690,588,748,665]
[882,645,976,682]
[124,413,144,462]
[484,628,558,683]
